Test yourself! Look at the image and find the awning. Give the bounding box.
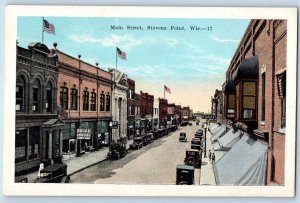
[210,124,221,134]
[232,56,259,81]
[214,134,268,185]
[223,80,235,92]
[213,128,241,151]
[210,125,226,142]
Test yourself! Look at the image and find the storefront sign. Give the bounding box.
[77,128,91,140]
[201,115,217,119]
[111,121,119,129]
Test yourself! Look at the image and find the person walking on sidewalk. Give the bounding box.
[208,150,212,163]
[212,152,216,164]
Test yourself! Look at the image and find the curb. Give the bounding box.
[68,157,108,176]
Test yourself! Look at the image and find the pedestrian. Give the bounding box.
[208,150,212,163]
[212,153,216,164]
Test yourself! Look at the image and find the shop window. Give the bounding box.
[32,79,41,112]
[106,93,111,111]
[15,129,27,163]
[46,81,53,113]
[261,73,266,121]
[100,91,105,111]
[242,81,257,119]
[16,76,25,111]
[60,83,69,110]
[70,86,78,110]
[90,90,96,111]
[29,126,39,160]
[83,88,89,111]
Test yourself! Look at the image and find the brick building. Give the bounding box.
[127,78,135,139]
[53,44,112,156]
[211,89,222,123]
[153,97,160,130]
[181,106,191,121]
[159,98,168,128]
[174,105,182,125]
[140,91,154,134]
[134,93,141,135]
[221,20,287,185]
[15,42,64,175]
[167,103,176,125]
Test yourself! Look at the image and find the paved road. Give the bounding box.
[70,121,203,185]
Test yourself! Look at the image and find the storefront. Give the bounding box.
[97,120,110,148]
[127,120,135,139]
[62,122,77,154]
[135,119,141,136]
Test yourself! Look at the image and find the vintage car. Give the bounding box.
[195,129,204,139]
[107,141,128,159]
[176,164,195,185]
[188,122,193,126]
[191,138,203,150]
[184,149,202,168]
[170,125,178,132]
[130,137,144,150]
[34,163,70,183]
[181,121,188,126]
[196,120,200,125]
[143,133,153,146]
[179,132,187,142]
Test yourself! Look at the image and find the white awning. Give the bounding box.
[214,134,268,186]
[210,125,226,142]
[210,125,222,135]
[213,128,241,151]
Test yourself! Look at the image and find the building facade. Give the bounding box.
[140,91,154,134]
[181,106,191,121]
[159,98,168,128]
[221,20,287,185]
[211,89,223,123]
[15,42,64,174]
[167,103,176,125]
[127,78,135,139]
[54,45,112,156]
[174,105,182,125]
[109,69,128,142]
[134,93,141,136]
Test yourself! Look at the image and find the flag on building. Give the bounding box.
[164,85,171,94]
[117,47,126,60]
[43,19,55,34]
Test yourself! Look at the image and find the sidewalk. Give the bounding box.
[200,127,226,186]
[23,139,133,183]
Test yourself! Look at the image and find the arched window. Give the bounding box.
[16,75,26,111]
[46,81,53,113]
[106,93,110,111]
[100,91,105,111]
[70,85,78,110]
[32,79,41,112]
[90,90,96,111]
[83,88,89,111]
[60,83,69,110]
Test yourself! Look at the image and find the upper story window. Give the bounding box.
[90,90,96,111]
[106,93,110,111]
[60,83,68,110]
[70,86,78,110]
[83,88,89,111]
[32,79,41,112]
[242,81,257,119]
[100,91,105,111]
[16,75,26,112]
[129,89,134,99]
[46,81,53,113]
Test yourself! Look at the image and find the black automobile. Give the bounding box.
[181,121,188,126]
[195,129,204,139]
[196,121,200,125]
[143,133,153,146]
[34,163,70,183]
[179,132,187,142]
[107,141,128,159]
[176,164,195,185]
[130,137,143,150]
[184,149,202,168]
[191,138,203,150]
[188,122,193,126]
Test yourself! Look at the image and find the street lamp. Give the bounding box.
[109,121,113,150]
[204,123,207,158]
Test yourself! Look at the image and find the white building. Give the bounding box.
[109,69,128,142]
[153,97,159,130]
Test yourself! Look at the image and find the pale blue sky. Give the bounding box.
[17,17,250,112]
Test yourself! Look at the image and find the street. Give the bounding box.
[70,121,203,185]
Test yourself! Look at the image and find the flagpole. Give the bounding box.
[164,86,165,99]
[116,47,118,70]
[42,17,44,44]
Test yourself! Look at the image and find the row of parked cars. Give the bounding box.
[176,128,204,185]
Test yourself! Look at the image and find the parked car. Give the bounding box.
[195,129,204,139]
[181,121,188,126]
[107,141,128,159]
[176,164,195,185]
[188,122,193,126]
[191,138,203,150]
[143,133,153,145]
[196,121,200,125]
[34,163,70,183]
[179,132,187,142]
[130,137,144,150]
[184,149,202,168]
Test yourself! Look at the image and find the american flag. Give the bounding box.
[43,19,55,34]
[164,85,171,94]
[117,47,126,60]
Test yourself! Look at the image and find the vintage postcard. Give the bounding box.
[3,6,297,196]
